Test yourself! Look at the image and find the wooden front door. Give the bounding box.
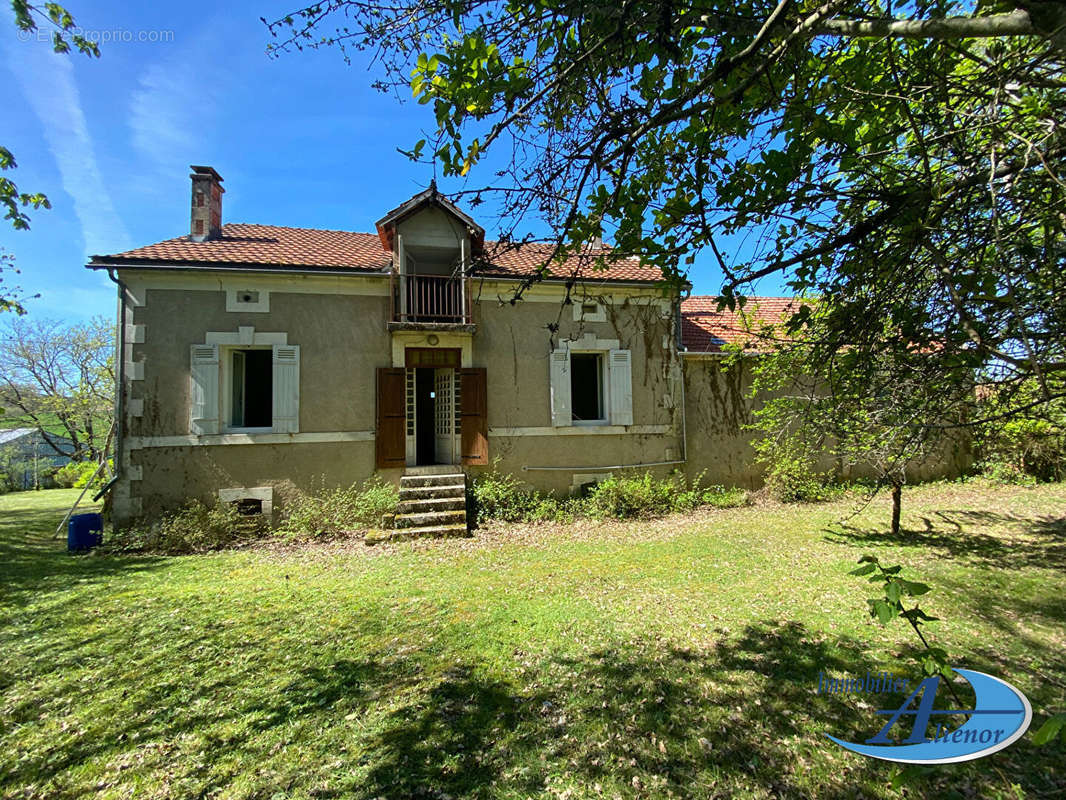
[459,367,488,465]
[376,367,406,468]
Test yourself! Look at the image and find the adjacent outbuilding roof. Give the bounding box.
[681,296,798,353]
[0,427,38,446]
[0,427,76,453]
[88,224,664,284]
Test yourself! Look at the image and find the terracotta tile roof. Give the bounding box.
[478,241,661,283]
[90,224,392,272]
[90,223,663,283]
[681,296,798,352]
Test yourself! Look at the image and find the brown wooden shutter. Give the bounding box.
[376,367,407,468]
[459,367,488,465]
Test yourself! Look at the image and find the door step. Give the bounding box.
[370,471,470,543]
[404,465,462,476]
[397,496,465,514]
[399,473,465,489]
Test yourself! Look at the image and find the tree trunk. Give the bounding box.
[891,483,903,537]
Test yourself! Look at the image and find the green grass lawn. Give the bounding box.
[1,484,1064,799]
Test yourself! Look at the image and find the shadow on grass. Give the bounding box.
[4,615,1064,798]
[0,505,167,608]
[224,620,891,799]
[824,509,1066,570]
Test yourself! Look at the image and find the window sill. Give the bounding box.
[572,419,610,427]
[222,426,274,434]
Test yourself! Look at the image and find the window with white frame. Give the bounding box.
[570,352,606,424]
[549,340,633,427]
[227,348,273,429]
[190,334,300,435]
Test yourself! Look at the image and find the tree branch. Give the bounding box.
[814,10,1035,40]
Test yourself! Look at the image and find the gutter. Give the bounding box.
[97,268,126,500]
[87,260,391,277]
[86,261,666,288]
[676,283,691,465]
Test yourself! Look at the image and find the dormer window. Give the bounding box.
[377,187,481,326]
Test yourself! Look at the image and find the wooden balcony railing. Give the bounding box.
[390,273,471,324]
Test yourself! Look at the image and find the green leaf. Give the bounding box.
[1032,714,1066,746]
[849,563,876,576]
[871,600,896,624]
[890,765,928,789]
[886,581,902,604]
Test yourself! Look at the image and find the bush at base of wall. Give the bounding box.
[277,477,400,541]
[108,501,268,555]
[470,468,750,525]
[763,457,843,503]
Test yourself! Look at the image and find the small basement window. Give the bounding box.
[229,349,273,428]
[232,497,263,516]
[570,352,605,423]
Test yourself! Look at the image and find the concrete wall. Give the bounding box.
[475,285,684,494]
[119,274,392,519]
[111,266,969,524]
[681,354,972,490]
[682,355,766,489]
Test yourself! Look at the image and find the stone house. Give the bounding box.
[85,166,856,526]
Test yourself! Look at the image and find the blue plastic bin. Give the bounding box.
[68,512,103,552]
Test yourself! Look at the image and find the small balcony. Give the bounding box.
[389,273,474,330]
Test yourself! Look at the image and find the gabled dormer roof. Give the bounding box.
[374,180,485,254]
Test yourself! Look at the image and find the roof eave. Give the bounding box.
[86,258,392,276]
[474,273,669,288]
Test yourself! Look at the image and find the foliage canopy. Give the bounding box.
[268,0,1066,432]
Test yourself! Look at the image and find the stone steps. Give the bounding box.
[395,508,466,528]
[370,471,469,543]
[397,496,466,514]
[399,484,466,501]
[367,523,469,544]
[400,473,466,490]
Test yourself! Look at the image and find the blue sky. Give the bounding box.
[1,1,784,323]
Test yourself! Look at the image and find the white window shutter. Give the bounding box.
[549,349,572,427]
[608,349,633,426]
[272,344,300,433]
[190,344,220,435]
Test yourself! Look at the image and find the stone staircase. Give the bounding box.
[384,470,470,541]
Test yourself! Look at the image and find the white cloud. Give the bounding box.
[7,44,132,257]
[128,24,230,173]
[129,58,200,168]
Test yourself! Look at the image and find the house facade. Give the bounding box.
[90,168,970,524]
[93,167,740,524]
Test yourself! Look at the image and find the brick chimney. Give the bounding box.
[189,165,224,241]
